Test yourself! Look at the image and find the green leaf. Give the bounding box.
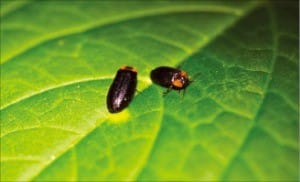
[1,1,298,181]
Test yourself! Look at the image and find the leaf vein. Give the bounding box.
[219,3,281,179]
[0,77,112,111]
[2,5,242,64]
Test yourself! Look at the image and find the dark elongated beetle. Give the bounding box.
[150,66,191,95]
[106,66,137,113]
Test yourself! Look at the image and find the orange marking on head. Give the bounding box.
[173,79,183,88]
[120,66,137,72]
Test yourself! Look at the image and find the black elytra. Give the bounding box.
[150,66,191,95]
[106,66,137,113]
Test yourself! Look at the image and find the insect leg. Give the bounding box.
[163,86,173,97]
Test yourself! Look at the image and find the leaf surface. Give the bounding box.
[1,1,298,181]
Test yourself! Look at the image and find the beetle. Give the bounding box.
[150,66,191,95]
[106,66,137,113]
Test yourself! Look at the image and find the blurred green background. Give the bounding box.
[1,0,299,181]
